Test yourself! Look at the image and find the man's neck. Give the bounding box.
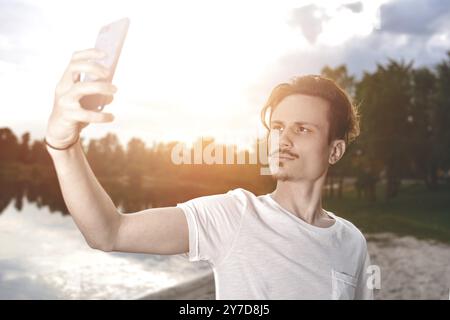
[270,175,334,227]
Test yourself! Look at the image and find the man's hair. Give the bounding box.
[260,75,360,146]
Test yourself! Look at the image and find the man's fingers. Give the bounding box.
[66,109,115,123]
[65,61,110,84]
[71,48,107,61]
[66,82,117,100]
[56,49,109,95]
[73,73,81,83]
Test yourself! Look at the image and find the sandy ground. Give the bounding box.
[367,233,450,300]
[139,272,216,300]
[139,233,450,300]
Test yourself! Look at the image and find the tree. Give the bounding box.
[355,59,414,199]
[18,132,31,164]
[29,140,52,166]
[411,67,437,188]
[432,51,450,187]
[321,65,356,96]
[321,65,357,198]
[126,137,147,188]
[0,127,19,163]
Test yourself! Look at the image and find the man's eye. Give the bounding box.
[295,126,309,133]
[271,125,282,131]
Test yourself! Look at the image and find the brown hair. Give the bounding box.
[260,75,360,145]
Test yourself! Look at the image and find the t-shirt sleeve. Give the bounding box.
[354,245,374,300]
[176,188,247,267]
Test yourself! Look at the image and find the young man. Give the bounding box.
[45,48,373,300]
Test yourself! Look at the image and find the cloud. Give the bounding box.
[287,4,330,44]
[258,29,448,88]
[341,2,363,14]
[379,0,450,35]
[243,0,450,116]
[285,0,449,77]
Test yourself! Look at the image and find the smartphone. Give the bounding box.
[80,18,130,111]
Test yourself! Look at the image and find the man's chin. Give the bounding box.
[270,170,292,182]
[273,175,290,182]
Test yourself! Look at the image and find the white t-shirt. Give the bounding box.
[176,188,373,300]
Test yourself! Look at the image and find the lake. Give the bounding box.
[0,196,211,299]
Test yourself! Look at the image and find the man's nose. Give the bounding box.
[278,127,293,148]
[268,127,293,155]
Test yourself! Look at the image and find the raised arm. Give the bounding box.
[45,48,189,255]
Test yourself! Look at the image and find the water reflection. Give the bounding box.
[0,169,220,215]
[0,177,213,299]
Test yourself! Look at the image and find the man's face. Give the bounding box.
[268,94,334,182]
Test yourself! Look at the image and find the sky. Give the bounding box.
[1,0,449,149]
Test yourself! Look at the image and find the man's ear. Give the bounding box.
[329,139,346,165]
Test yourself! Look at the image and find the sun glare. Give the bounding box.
[2,0,385,148]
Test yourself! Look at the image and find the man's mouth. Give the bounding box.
[273,152,297,160]
[277,155,295,160]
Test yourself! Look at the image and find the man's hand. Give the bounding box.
[45,48,117,149]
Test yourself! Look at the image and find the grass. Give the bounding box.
[323,181,450,244]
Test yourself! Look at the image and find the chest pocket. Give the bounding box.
[331,269,358,300]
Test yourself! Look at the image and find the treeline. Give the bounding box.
[0,129,275,196]
[0,131,275,214]
[1,52,450,201]
[323,52,450,200]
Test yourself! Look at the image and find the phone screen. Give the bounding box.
[80,18,130,111]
